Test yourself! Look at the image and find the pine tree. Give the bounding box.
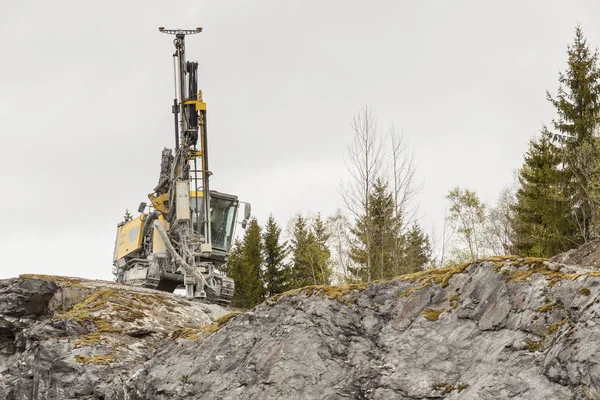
[222,238,242,276]
[310,214,333,285]
[349,178,403,281]
[289,214,313,287]
[289,214,332,288]
[228,218,264,308]
[403,223,431,271]
[512,133,575,257]
[547,25,600,241]
[262,215,290,297]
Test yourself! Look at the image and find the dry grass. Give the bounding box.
[74,354,114,365]
[172,312,243,342]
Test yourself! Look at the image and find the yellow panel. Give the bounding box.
[148,192,170,215]
[114,215,144,260]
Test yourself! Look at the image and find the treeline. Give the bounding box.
[226,207,431,308]
[438,25,600,264]
[228,25,600,308]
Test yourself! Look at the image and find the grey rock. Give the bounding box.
[4,257,600,399]
[0,275,229,400]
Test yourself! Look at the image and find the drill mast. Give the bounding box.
[159,27,211,247]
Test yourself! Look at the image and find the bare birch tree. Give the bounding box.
[485,186,517,255]
[388,124,423,274]
[430,206,455,268]
[445,187,487,262]
[326,209,355,284]
[389,123,423,230]
[340,105,384,282]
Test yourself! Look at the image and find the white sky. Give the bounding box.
[1,1,598,280]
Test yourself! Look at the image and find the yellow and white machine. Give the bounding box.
[113,27,250,304]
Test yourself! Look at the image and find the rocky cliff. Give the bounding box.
[3,246,600,399]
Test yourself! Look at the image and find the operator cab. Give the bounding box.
[190,190,239,262]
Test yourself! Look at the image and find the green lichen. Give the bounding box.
[273,282,371,302]
[524,338,544,352]
[486,255,520,262]
[503,260,581,287]
[399,262,471,298]
[486,255,519,271]
[55,287,179,333]
[448,295,460,310]
[421,308,445,321]
[547,319,568,335]
[537,304,554,313]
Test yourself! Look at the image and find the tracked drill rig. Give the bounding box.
[112,27,250,304]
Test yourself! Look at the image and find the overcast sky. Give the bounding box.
[1,1,599,281]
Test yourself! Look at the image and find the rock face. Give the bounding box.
[551,239,600,268]
[3,253,600,399]
[0,275,230,399]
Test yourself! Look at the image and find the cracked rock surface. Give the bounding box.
[3,253,600,399]
[0,275,229,400]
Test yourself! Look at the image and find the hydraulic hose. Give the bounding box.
[154,220,215,291]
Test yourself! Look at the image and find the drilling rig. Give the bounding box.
[112,27,250,304]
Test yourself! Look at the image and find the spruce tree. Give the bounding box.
[289,214,313,287]
[310,214,333,285]
[513,133,574,257]
[222,238,242,276]
[547,25,600,241]
[349,178,403,281]
[228,218,264,308]
[403,223,431,272]
[289,214,332,288]
[262,215,290,297]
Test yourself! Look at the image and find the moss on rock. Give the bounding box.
[74,354,114,365]
[421,308,445,321]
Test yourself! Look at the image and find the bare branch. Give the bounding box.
[388,124,423,231]
[339,105,384,282]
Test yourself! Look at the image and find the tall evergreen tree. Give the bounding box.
[547,25,600,241]
[289,214,311,287]
[228,218,264,308]
[222,238,242,276]
[262,215,290,297]
[349,178,403,281]
[309,214,333,285]
[512,133,575,257]
[289,214,332,288]
[403,223,431,271]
